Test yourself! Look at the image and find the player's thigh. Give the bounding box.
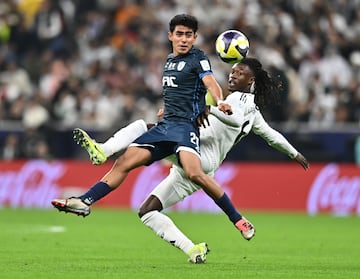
[115,146,152,170]
[178,150,203,177]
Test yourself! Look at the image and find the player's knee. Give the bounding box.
[113,154,137,172]
[185,170,204,184]
[112,156,127,170]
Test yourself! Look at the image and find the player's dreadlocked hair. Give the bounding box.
[241,58,281,110]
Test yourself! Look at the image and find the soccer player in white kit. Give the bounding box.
[57,58,309,263]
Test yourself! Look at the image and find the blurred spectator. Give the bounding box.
[51,76,80,126]
[0,0,359,161]
[0,57,33,101]
[1,133,21,160]
[355,136,360,165]
[22,95,50,129]
[317,46,352,89]
[33,139,53,160]
[33,0,70,58]
[19,127,50,159]
[39,58,70,101]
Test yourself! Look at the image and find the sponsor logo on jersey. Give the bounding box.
[162,76,178,87]
[167,62,177,70]
[200,60,210,71]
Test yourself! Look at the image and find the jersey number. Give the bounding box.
[234,120,250,144]
[190,132,200,152]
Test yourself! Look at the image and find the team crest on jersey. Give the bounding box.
[177,61,186,71]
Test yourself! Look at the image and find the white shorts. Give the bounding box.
[149,165,202,209]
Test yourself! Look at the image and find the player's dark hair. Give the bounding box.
[241,58,281,110]
[169,14,198,33]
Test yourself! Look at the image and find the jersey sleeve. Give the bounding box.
[252,111,298,158]
[193,49,213,79]
[209,93,245,127]
[209,105,243,127]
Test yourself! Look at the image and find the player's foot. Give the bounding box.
[235,217,255,240]
[73,128,107,165]
[187,242,210,264]
[51,197,91,217]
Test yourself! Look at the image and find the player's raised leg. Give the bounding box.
[73,128,107,165]
[52,146,152,217]
[73,119,148,165]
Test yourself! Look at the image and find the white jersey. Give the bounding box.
[199,91,298,174]
[153,91,299,208]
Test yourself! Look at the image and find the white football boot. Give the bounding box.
[51,197,91,217]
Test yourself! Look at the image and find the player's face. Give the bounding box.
[228,63,254,93]
[168,25,197,56]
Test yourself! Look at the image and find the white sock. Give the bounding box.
[100,119,148,156]
[141,210,195,255]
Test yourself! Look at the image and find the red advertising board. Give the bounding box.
[0,160,359,215]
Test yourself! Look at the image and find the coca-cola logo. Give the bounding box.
[307,164,360,216]
[130,162,235,212]
[0,160,65,208]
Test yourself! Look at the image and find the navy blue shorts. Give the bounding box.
[131,119,200,164]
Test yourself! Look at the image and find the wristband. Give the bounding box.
[217,100,225,105]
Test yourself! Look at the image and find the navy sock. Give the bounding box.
[215,193,242,224]
[80,182,112,205]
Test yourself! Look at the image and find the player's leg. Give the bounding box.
[179,150,255,240]
[54,122,176,216]
[52,146,152,216]
[73,120,149,165]
[138,168,209,263]
[100,120,150,158]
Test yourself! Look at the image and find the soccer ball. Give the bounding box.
[215,30,249,64]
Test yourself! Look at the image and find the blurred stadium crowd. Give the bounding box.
[0,0,359,160]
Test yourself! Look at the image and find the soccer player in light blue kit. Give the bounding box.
[52,14,251,263]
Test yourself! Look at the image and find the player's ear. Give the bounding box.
[250,81,255,93]
[248,76,255,86]
[168,31,173,41]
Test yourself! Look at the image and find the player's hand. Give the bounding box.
[196,106,210,128]
[294,152,309,170]
[218,102,232,115]
[157,108,164,119]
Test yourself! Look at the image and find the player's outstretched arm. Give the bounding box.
[208,105,243,127]
[293,152,310,170]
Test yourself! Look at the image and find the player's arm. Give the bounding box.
[208,93,244,127]
[202,74,232,115]
[208,105,243,127]
[252,112,309,170]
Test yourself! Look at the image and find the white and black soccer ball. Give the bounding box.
[215,30,249,64]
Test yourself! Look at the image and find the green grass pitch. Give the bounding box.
[1,208,359,279]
